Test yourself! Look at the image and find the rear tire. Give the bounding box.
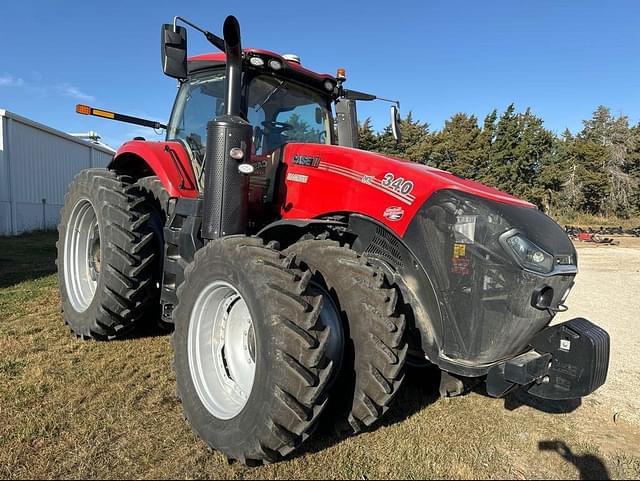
[133,176,170,330]
[57,169,161,339]
[172,237,342,464]
[285,239,408,433]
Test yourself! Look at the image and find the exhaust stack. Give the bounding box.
[223,16,242,117]
[201,15,253,240]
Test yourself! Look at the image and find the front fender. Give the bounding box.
[109,140,199,198]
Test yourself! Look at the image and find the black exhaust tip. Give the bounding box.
[223,16,241,50]
[222,15,242,117]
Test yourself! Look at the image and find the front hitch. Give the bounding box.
[486,318,610,400]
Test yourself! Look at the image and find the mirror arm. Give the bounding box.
[173,16,225,52]
[376,96,400,109]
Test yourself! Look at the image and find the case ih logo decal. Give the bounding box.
[293,155,321,167]
[383,206,404,221]
[317,162,416,205]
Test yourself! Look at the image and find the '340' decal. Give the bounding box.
[381,173,414,195]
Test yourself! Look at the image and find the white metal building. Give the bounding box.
[0,109,115,235]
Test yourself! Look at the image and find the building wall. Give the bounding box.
[0,110,114,235]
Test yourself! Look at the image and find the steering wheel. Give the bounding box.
[262,120,293,132]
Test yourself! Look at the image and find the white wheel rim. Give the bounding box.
[188,281,257,420]
[64,198,100,313]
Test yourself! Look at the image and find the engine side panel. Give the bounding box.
[279,143,534,237]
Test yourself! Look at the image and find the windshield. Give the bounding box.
[167,70,332,159]
[247,75,332,155]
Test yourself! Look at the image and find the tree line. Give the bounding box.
[358,105,640,218]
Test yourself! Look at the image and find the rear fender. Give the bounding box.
[109,140,199,198]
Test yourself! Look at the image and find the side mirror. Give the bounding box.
[391,105,402,143]
[161,24,188,79]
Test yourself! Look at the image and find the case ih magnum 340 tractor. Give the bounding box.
[58,16,610,464]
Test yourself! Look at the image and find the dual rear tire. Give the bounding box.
[57,169,165,339]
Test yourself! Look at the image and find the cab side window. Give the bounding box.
[167,72,226,154]
[277,103,328,144]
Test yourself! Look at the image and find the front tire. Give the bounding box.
[285,239,408,433]
[172,237,342,464]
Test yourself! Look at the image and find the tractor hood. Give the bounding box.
[280,143,534,237]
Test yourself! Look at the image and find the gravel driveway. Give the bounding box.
[555,238,640,426]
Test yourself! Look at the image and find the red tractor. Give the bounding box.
[58,16,610,465]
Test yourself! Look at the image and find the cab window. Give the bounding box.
[167,71,226,159]
[247,75,331,155]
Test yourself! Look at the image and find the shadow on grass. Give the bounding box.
[504,389,582,414]
[471,382,582,415]
[299,365,441,457]
[0,230,58,289]
[539,440,610,480]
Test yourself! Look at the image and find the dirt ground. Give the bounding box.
[556,237,640,427]
[0,232,639,479]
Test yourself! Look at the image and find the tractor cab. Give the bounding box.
[165,50,337,186]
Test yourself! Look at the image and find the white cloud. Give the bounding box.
[56,83,95,102]
[0,74,26,88]
[0,75,96,104]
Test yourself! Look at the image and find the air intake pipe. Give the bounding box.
[201,15,253,240]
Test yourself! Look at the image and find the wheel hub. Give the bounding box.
[64,198,100,313]
[188,281,257,420]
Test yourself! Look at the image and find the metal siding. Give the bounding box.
[0,114,11,234]
[94,149,114,168]
[0,110,114,235]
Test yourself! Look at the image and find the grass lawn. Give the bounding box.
[1,231,639,479]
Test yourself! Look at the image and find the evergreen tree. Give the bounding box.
[539,129,573,215]
[486,104,521,192]
[512,108,556,204]
[357,118,379,152]
[377,111,432,162]
[477,109,498,183]
[429,113,484,179]
[628,123,640,213]
[577,106,636,216]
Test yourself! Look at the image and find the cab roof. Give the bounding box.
[187,49,338,95]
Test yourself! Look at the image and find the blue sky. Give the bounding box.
[1,1,639,149]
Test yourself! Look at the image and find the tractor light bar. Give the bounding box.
[92,108,116,120]
[75,104,167,130]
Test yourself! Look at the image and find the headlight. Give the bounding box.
[249,56,265,67]
[268,59,282,70]
[503,233,554,274]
